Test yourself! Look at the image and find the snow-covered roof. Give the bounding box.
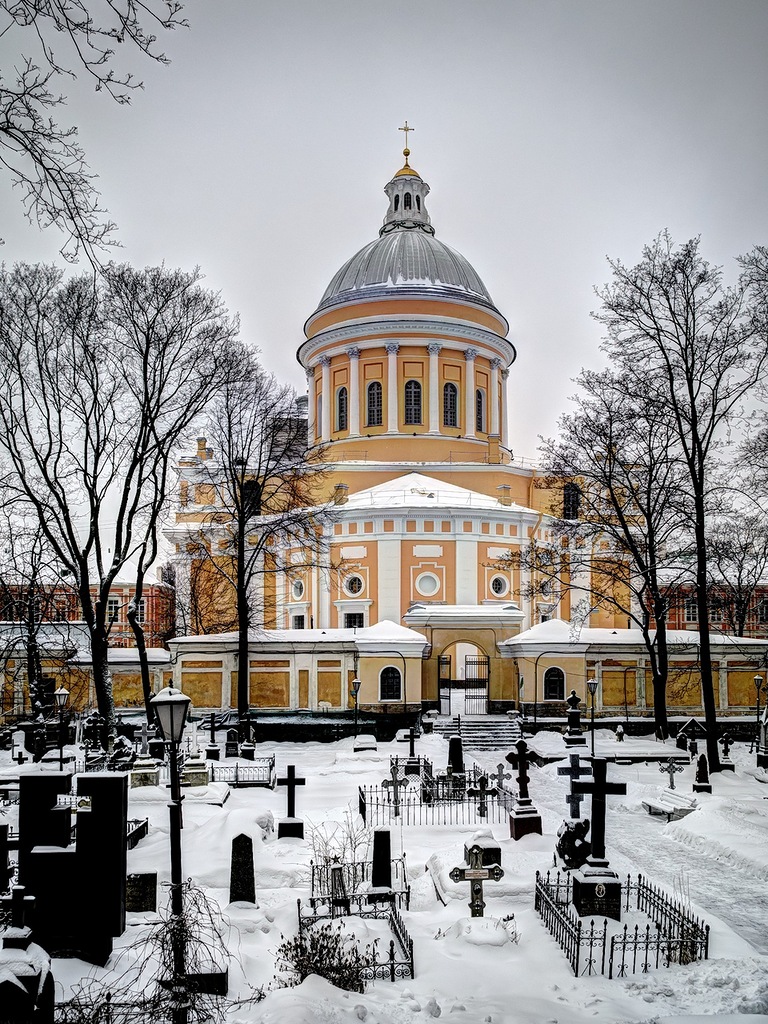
[70,646,172,667]
[170,620,428,654]
[343,472,536,514]
[501,617,768,653]
[404,602,525,627]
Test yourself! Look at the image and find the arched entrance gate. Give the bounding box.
[437,651,490,715]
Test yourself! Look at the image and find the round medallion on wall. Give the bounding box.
[489,574,509,597]
[415,571,440,597]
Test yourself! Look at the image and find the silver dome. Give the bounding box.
[316,228,497,312]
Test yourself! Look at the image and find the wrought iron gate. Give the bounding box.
[464,654,490,714]
[438,655,452,715]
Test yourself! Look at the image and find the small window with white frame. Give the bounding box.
[291,579,305,600]
[489,574,509,597]
[683,596,698,623]
[343,574,364,596]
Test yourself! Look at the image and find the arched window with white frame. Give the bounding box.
[366,381,382,426]
[379,666,402,701]
[475,388,486,433]
[543,666,565,701]
[336,386,348,431]
[443,382,458,427]
[404,380,422,425]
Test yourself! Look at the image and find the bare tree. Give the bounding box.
[0,262,241,737]
[524,368,691,737]
[175,361,334,739]
[0,0,186,262]
[594,232,768,769]
[704,513,768,636]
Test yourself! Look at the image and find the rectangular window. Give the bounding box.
[344,613,365,629]
[136,598,146,624]
[107,597,120,623]
[758,600,768,624]
[683,597,698,623]
[292,614,305,630]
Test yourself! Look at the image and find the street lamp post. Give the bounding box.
[587,676,598,758]
[53,686,69,771]
[752,674,763,754]
[151,686,192,1024]
[351,676,362,737]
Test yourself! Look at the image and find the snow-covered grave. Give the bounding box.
[2,727,768,1023]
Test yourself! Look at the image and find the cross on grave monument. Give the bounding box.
[506,738,543,840]
[277,765,306,839]
[467,775,490,818]
[139,722,149,756]
[449,843,504,917]
[718,731,735,772]
[382,761,410,818]
[564,689,588,748]
[659,758,684,790]
[408,725,417,758]
[571,757,627,921]
[557,753,592,819]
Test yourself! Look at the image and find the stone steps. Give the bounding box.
[432,716,522,751]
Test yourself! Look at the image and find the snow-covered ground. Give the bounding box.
[3,727,768,1023]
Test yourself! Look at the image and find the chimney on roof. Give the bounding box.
[497,484,512,507]
[196,437,213,461]
[333,483,349,506]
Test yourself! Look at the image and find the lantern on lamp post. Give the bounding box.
[587,676,598,758]
[150,686,192,1024]
[53,686,69,771]
[351,676,362,737]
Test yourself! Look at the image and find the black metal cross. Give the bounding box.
[557,753,593,819]
[409,726,417,758]
[277,765,306,818]
[210,712,217,745]
[572,757,627,864]
[1,885,35,930]
[719,732,733,760]
[467,775,490,818]
[659,758,684,790]
[382,761,410,817]
[506,738,533,800]
[449,843,504,917]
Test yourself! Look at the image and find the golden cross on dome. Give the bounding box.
[398,120,414,152]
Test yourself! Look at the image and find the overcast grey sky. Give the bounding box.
[2,0,767,462]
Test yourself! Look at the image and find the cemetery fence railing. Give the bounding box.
[310,856,411,910]
[534,871,710,979]
[296,899,414,984]
[358,784,507,826]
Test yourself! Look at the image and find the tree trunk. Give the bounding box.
[236,523,251,742]
[89,626,115,751]
[694,493,721,771]
[127,602,154,723]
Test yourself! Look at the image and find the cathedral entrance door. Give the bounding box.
[438,656,452,715]
[464,655,490,715]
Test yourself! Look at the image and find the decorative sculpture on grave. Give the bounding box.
[555,819,592,869]
[570,757,627,921]
[718,732,735,772]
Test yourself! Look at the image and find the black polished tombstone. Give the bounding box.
[17,774,71,887]
[563,690,588,748]
[570,757,626,922]
[229,834,256,904]
[24,772,128,965]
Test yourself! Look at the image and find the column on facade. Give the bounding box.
[464,348,477,438]
[718,659,728,710]
[347,346,360,435]
[501,368,510,451]
[386,343,399,432]
[306,368,316,446]
[427,343,441,432]
[490,358,502,437]
[320,355,331,441]
[636,659,646,708]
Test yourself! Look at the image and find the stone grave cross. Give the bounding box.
[557,754,592,819]
[408,725,417,758]
[572,756,627,865]
[139,722,149,756]
[659,758,684,790]
[512,738,532,799]
[719,732,733,760]
[489,762,511,792]
[277,765,306,818]
[449,843,504,918]
[382,761,410,817]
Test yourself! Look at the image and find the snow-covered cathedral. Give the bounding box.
[166,140,768,724]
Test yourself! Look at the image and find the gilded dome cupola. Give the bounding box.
[381,146,434,235]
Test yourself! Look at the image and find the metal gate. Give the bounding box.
[464,654,490,714]
[438,655,452,715]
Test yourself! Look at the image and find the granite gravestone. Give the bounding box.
[225,729,239,758]
[0,885,55,1024]
[229,834,256,904]
[506,739,543,840]
[693,754,713,794]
